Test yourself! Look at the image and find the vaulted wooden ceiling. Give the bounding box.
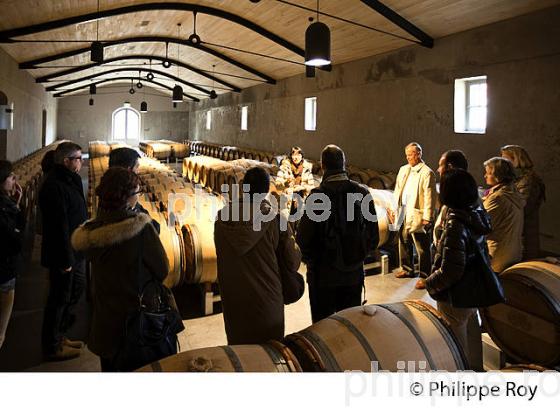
[0,0,558,100]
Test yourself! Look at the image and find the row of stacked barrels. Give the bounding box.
[185,140,397,190]
[12,141,64,219]
[88,141,130,159]
[88,155,225,288]
[182,156,279,194]
[139,140,189,161]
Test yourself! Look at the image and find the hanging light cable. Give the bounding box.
[209,64,217,99]
[91,0,104,63]
[172,23,184,103]
[305,0,331,67]
[146,58,155,80]
[140,75,148,112]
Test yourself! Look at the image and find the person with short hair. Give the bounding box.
[500,145,545,259]
[276,146,315,218]
[72,167,170,371]
[39,141,88,360]
[0,161,24,350]
[297,145,379,323]
[214,167,301,344]
[108,147,141,173]
[108,147,159,233]
[426,169,492,371]
[482,157,525,272]
[392,142,437,281]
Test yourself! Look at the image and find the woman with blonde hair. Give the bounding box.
[482,157,525,272]
[500,145,545,259]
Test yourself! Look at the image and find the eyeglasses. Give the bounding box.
[130,188,144,196]
[67,156,83,161]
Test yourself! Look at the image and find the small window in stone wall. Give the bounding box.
[305,97,317,131]
[241,106,248,131]
[454,76,487,134]
[206,110,212,130]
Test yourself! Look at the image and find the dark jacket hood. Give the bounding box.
[215,199,276,256]
[448,205,492,236]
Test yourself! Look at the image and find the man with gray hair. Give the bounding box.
[39,141,88,360]
[391,142,436,283]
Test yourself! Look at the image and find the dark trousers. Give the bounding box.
[398,229,432,277]
[100,357,117,372]
[308,281,363,323]
[41,261,86,354]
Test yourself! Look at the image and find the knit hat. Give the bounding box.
[0,160,13,184]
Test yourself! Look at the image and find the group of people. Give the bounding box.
[0,138,546,372]
[215,142,545,372]
[0,142,170,372]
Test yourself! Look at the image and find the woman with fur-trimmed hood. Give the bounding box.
[72,167,169,371]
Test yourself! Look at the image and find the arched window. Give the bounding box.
[112,107,140,141]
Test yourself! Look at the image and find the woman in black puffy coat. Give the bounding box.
[0,160,25,350]
[426,169,492,371]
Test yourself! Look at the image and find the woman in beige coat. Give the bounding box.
[482,157,525,273]
[500,145,545,259]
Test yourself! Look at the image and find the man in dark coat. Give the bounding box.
[39,142,88,360]
[297,145,379,323]
[109,147,160,233]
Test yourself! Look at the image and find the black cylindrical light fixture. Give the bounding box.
[146,72,154,81]
[305,21,331,67]
[89,84,97,95]
[89,98,94,106]
[140,101,148,113]
[209,90,218,99]
[172,85,183,102]
[91,41,104,63]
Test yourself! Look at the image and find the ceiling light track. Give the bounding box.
[34,55,242,92]
[53,76,200,101]
[274,0,431,47]
[19,36,276,84]
[0,2,304,57]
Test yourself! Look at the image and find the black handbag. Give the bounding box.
[113,231,184,371]
[447,231,506,308]
[276,215,305,305]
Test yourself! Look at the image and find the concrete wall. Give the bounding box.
[0,47,58,161]
[57,86,189,146]
[189,7,560,253]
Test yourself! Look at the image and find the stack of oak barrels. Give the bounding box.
[139,140,189,161]
[185,140,396,190]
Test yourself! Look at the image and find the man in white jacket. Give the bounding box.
[391,142,436,283]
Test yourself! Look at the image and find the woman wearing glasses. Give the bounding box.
[0,160,24,350]
[71,167,170,371]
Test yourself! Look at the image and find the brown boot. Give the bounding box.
[45,344,81,361]
[395,270,418,279]
[415,278,426,289]
[62,336,85,349]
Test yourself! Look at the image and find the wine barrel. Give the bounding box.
[150,143,172,160]
[285,301,467,372]
[137,341,302,372]
[153,213,184,288]
[181,220,218,284]
[368,188,396,247]
[481,260,560,368]
[379,172,397,190]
